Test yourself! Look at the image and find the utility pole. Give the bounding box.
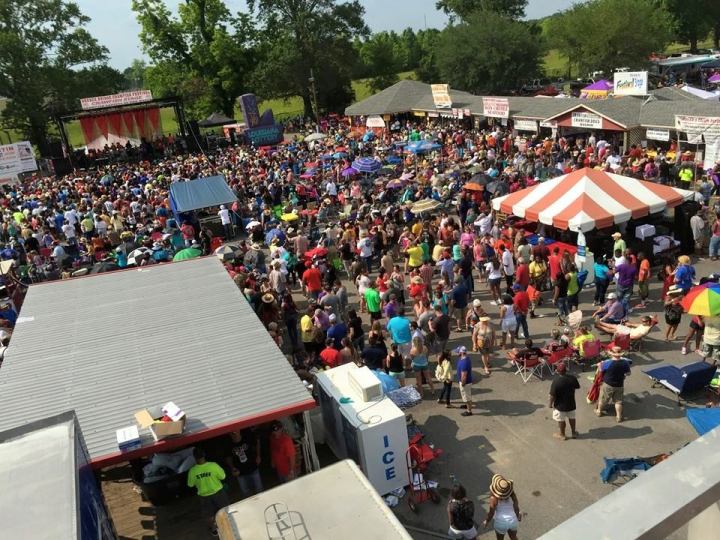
[308,69,320,132]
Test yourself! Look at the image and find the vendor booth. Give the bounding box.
[493,167,694,276]
[580,80,613,99]
[168,175,237,236]
[0,257,316,474]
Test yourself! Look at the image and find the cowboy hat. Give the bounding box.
[261,293,275,304]
[478,316,491,322]
[667,284,683,296]
[611,232,622,239]
[490,474,514,499]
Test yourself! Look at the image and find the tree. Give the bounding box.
[434,11,541,94]
[122,59,148,90]
[358,33,402,93]
[132,0,255,118]
[0,0,111,152]
[249,0,368,119]
[548,0,673,78]
[414,29,442,83]
[663,0,714,53]
[436,0,527,20]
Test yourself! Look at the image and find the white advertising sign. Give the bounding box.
[704,137,720,169]
[540,120,557,129]
[430,84,452,109]
[674,115,720,140]
[365,115,385,128]
[571,111,603,129]
[482,97,509,119]
[80,90,153,110]
[0,141,37,178]
[613,71,648,96]
[645,129,670,142]
[514,119,538,132]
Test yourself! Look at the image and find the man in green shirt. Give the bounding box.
[678,166,693,185]
[187,447,229,536]
[364,282,382,321]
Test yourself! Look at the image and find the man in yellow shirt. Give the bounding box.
[406,241,424,270]
[187,447,229,535]
[678,166,693,185]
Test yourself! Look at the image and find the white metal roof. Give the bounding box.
[0,257,314,465]
[217,460,413,540]
[0,415,77,539]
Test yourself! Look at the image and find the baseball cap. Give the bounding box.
[328,314,337,322]
[453,346,467,354]
[472,299,482,308]
[512,283,522,291]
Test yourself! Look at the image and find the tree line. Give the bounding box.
[2,0,720,153]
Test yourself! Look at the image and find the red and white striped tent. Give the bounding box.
[492,168,694,232]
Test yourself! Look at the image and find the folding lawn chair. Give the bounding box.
[542,347,573,376]
[510,353,543,383]
[573,339,602,371]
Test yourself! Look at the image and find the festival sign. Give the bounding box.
[514,119,538,132]
[571,111,602,129]
[239,94,261,128]
[430,84,452,109]
[645,129,670,142]
[482,97,509,119]
[613,71,648,96]
[674,115,720,141]
[80,90,153,110]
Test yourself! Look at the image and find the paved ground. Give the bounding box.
[327,258,716,539]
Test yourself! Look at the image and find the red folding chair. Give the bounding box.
[574,339,602,370]
[542,347,573,376]
[605,332,631,352]
[511,353,543,383]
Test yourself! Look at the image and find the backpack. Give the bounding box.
[665,303,683,325]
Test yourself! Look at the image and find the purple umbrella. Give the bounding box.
[341,166,359,177]
[709,73,720,84]
[386,179,405,189]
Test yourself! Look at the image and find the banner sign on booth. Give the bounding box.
[245,125,284,147]
[366,115,385,128]
[80,90,153,110]
[514,119,538,132]
[613,71,648,96]
[540,120,557,129]
[482,97,509,119]
[674,115,720,140]
[0,141,37,177]
[430,84,452,109]
[645,129,670,142]
[571,111,602,129]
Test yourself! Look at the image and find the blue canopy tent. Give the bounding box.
[168,175,237,222]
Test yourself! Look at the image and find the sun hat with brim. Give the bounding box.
[677,255,691,265]
[478,316,491,322]
[490,474,514,499]
[611,232,622,239]
[411,276,424,284]
[261,293,275,304]
[667,285,684,296]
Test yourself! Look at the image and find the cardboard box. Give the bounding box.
[116,425,141,452]
[135,402,186,441]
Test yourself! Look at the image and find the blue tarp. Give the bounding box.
[687,408,720,436]
[169,175,237,214]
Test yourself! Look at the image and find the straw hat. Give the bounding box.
[261,293,275,304]
[611,232,622,239]
[411,275,424,285]
[478,316,491,322]
[490,474,514,499]
[677,255,691,265]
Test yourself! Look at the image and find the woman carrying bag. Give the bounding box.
[435,350,453,408]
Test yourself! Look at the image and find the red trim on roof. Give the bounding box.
[89,398,316,469]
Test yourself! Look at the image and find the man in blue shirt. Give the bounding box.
[326,314,347,350]
[596,346,631,422]
[455,346,474,417]
[387,308,412,358]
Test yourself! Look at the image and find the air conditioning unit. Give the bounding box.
[347,366,383,402]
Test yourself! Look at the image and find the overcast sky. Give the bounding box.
[76,0,576,70]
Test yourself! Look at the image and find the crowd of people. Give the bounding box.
[3,114,720,538]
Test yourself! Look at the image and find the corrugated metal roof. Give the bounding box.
[0,257,314,464]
